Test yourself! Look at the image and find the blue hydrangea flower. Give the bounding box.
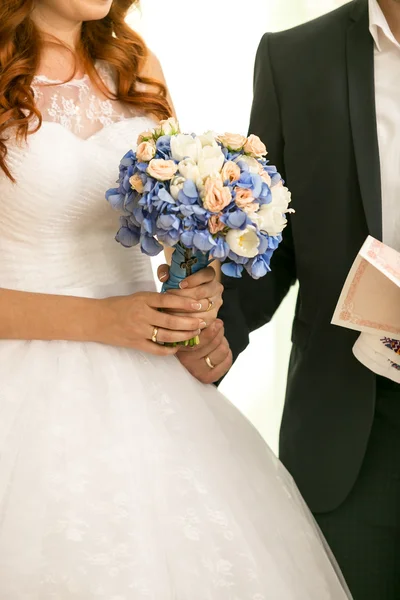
[193,231,217,252]
[178,180,199,205]
[222,209,247,229]
[140,233,163,256]
[155,135,172,159]
[210,238,230,261]
[221,262,244,278]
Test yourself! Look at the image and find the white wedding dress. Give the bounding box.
[0,63,351,599]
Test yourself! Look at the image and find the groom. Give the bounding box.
[217,0,400,598]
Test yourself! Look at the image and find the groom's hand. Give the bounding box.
[176,319,232,384]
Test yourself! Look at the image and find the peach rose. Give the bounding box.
[202,176,232,213]
[129,173,144,193]
[137,130,154,145]
[244,134,267,158]
[136,140,156,162]
[147,159,178,181]
[218,133,247,152]
[235,187,255,209]
[208,214,226,234]
[221,161,241,183]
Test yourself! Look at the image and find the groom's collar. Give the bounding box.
[368,0,400,51]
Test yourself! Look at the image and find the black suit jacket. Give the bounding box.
[220,0,382,513]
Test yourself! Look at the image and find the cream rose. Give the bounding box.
[244,134,267,158]
[221,161,241,183]
[198,146,225,179]
[218,133,247,151]
[170,175,186,200]
[159,117,180,135]
[170,134,202,162]
[202,176,232,213]
[147,159,177,181]
[136,140,156,162]
[137,130,154,145]
[226,226,260,258]
[129,173,144,193]
[208,214,225,234]
[235,187,255,209]
[178,158,201,182]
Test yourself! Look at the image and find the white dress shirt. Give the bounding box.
[369,0,400,251]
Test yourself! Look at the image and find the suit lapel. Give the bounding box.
[346,0,382,240]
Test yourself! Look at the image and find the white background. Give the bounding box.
[126,0,349,454]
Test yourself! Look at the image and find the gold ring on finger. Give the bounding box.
[206,298,215,312]
[151,327,158,343]
[205,355,215,369]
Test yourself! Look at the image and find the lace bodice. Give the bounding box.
[0,63,156,297]
[32,62,140,140]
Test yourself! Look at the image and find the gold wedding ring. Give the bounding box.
[205,355,215,369]
[151,327,158,343]
[206,298,215,312]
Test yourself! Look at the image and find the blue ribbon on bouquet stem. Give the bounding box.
[162,243,210,346]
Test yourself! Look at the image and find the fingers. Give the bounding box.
[157,264,169,284]
[166,280,224,303]
[152,310,206,333]
[150,292,203,313]
[141,340,180,357]
[191,296,221,327]
[177,320,224,355]
[207,336,231,367]
[149,325,201,345]
[160,296,219,320]
[179,266,216,289]
[206,349,233,383]
[176,322,233,384]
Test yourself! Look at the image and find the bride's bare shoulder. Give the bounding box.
[141,51,165,81]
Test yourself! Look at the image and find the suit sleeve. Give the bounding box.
[219,33,297,363]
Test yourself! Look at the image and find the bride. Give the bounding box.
[0,0,351,598]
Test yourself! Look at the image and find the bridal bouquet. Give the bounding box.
[106,118,293,343]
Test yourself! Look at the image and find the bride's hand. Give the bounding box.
[97,292,206,355]
[157,265,223,328]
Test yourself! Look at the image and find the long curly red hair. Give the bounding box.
[0,0,172,180]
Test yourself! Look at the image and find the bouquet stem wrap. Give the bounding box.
[162,243,209,346]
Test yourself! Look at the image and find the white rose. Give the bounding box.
[226,225,260,258]
[160,117,180,136]
[170,175,186,200]
[197,145,225,179]
[198,130,218,148]
[253,204,288,236]
[270,183,292,210]
[170,134,202,162]
[178,158,201,182]
[234,154,261,174]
